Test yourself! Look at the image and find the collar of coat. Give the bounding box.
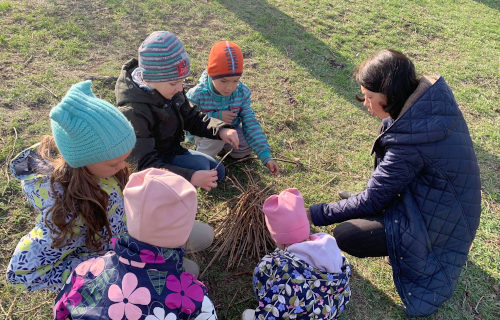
[370,75,440,155]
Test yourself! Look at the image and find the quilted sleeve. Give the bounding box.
[310,145,424,225]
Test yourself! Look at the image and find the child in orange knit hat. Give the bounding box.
[187,41,280,175]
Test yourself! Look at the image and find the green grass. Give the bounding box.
[0,0,499,319]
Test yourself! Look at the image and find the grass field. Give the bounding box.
[0,0,499,319]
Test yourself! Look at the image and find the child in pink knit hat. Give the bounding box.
[54,169,218,320]
[242,188,351,320]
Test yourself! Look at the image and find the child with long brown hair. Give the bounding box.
[6,80,137,291]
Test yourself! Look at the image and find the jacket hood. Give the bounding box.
[10,144,53,180]
[115,58,165,107]
[375,76,462,149]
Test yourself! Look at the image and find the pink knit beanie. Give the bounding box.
[124,168,197,248]
[263,188,310,245]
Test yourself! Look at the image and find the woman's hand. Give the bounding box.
[265,160,280,176]
[221,111,237,124]
[190,170,218,191]
[219,128,239,149]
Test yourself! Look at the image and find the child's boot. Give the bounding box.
[241,309,255,320]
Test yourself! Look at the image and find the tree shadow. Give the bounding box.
[196,252,499,319]
[214,0,364,112]
[443,259,500,320]
[472,0,500,10]
[473,142,500,203]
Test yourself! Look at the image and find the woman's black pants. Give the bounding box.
[332,215,388,257]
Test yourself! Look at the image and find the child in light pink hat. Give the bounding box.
[54,168,217,320]
[242,188,351,320]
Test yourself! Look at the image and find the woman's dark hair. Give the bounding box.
[354,49,419,119]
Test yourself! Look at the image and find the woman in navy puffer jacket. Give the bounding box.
[308,49,481,317]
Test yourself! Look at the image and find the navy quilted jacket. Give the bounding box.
[310,76,481,317]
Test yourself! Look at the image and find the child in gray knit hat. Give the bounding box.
[116,31,239,192]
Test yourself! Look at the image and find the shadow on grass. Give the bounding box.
[214,0,366,112]
[194,253,499,320]
[195,251,404,320]
[446,260,500,320]
[473,142,500,203]
[472,0,500,10]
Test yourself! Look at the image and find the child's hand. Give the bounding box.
[221,110,237,124]
[191,170,218,191]
[265,160,280,176]
[219,128,239,149]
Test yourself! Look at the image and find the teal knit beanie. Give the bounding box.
[50,80,136,168]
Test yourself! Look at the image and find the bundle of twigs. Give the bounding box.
[201,168,275,276]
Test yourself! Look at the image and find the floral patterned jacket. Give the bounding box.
[252,249,351,319]
[53,234,217,320]
[7,145,127,291]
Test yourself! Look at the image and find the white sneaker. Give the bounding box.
[241,309,255,320]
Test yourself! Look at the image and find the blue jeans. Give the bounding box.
[170,149,225,181]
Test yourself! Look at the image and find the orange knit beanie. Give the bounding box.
[207,41,244,79]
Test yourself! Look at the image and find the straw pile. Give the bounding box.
[203,168,275,273]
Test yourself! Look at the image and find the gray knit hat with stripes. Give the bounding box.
[138,31,190,82]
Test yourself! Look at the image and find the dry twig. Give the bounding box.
[0,301,8,317]
[30,79,59,99]
[201,168,275,276]
[13,301,51,315]
[474,295,484,314]
[5,293,19,319]
[2,127,18,197]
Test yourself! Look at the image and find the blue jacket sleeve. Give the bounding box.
[310,145,424,226]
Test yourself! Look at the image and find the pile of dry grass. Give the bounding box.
[201,168,275,275]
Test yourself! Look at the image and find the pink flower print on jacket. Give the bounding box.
[74,257,105,277]
[140,249,166,264]
[108,272,151,320]
[165,272,205,314]
[118,256,146,268]
[53,276,84,320]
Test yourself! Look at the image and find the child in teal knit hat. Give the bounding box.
[6,80,138,291]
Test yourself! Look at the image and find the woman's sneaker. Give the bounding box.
[338,190,356,199]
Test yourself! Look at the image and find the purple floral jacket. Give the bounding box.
[53,234,217,320]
